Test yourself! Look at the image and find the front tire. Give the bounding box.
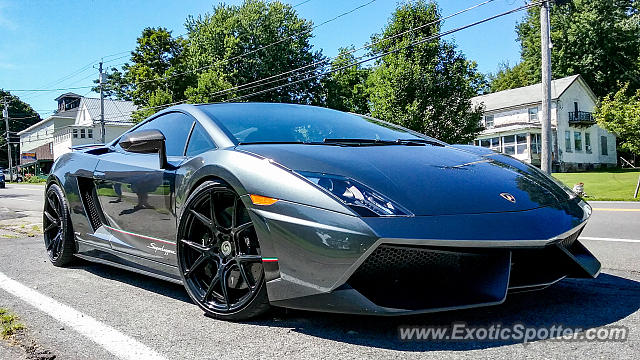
[177,181,270,320]
[43,184,75,266]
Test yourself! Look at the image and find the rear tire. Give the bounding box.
[43,184,75,266]
[177,180,270,321]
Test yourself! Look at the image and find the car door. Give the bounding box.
[94,112,195,264]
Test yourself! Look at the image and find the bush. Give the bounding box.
[24,174,47,183]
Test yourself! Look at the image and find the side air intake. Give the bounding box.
[76,177,107,231]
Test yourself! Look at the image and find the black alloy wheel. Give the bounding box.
[177,181,269,320]
[43,184,75,266]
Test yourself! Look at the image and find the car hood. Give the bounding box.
[236,144,569,216]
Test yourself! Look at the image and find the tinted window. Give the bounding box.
[187,122,216,156]
[199,103,429,144]
[131,112,194,156]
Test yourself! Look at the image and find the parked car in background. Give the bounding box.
[0,169,5,188]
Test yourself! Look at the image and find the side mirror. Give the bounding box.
[119,129,168,169]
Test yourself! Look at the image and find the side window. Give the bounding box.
[131,112,194,157]
[187,122,216,157]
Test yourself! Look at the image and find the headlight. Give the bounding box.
[298,171,409,217]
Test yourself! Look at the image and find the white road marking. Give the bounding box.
[581,237,640,244]
[0,271,166,360]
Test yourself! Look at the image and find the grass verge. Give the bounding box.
[553,168,640,201]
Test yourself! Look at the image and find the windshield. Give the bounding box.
[199,103,434,144]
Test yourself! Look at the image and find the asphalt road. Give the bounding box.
[0,183,638,359]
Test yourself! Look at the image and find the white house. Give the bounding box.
[471,74,617,172]
[18,93,136,175]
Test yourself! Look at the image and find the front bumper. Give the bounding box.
[250,198,599,315]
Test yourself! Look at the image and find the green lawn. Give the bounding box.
[553,169,640,201]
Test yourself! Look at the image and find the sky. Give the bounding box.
[0,0,527,119]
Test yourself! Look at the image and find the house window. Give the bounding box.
[574,132,582,151]
[502,135,516,155]
[516,133,527,154]
[73,129,78,138]
[565,131,572,152]
[585,133,591,153]
[88,129,93,139]
[528,107,539,122]
[531,133,541,154]
[80,129,86,139]
[601,136,608,155]
[490,137,500,151]
[484,115,494,128]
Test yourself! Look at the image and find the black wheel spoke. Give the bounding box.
[219,268,231,308]
[48,196,60,218]
[180,239,209,253]
[44,221,59,233]
[55,233,64,252]
[231,197,238,229]
[44,210,57,224]
[234,222,253,236]
[236,262,254,290]
[189,209,213,229]
[202,274,220,302]
[183,254,207,278]
[47,233,60,251]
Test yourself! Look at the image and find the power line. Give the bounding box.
[293,0,314,7]
[5,85,93,92]
[127,0,379,89]
[226,1,541,102]
[207,0,497,100]
[4,0,376,96]
[101,0,516,120]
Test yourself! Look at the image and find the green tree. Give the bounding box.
[98,27,191,120]
[595,83,640,155]
[184,0,324,104]
[367,1,485,144]
[491,0,640,97]
[0,91,41,168]
[488,61,532,93]
[321,47,371,114]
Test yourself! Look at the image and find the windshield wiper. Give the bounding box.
[322,138,444,147]
[395,138,445,147]
[238,141,324,145]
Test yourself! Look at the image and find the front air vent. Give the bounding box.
[558,228,582,249]
[77,177,107,231]
[347,245,510,310]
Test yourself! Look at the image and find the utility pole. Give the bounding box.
[99,60,106,144]
[3,97,13,182]
[540,1,553,175]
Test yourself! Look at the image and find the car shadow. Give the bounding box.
[69,259,192,303]
[246,273,639,351]
[71,259,639,351]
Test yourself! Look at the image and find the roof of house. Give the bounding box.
[81,97,137,125]
[18,96,137,136]
[54,92,82,101]
[471,74,591,112]
[16,109,78,135]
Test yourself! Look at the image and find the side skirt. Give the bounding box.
[75,240,182,285]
